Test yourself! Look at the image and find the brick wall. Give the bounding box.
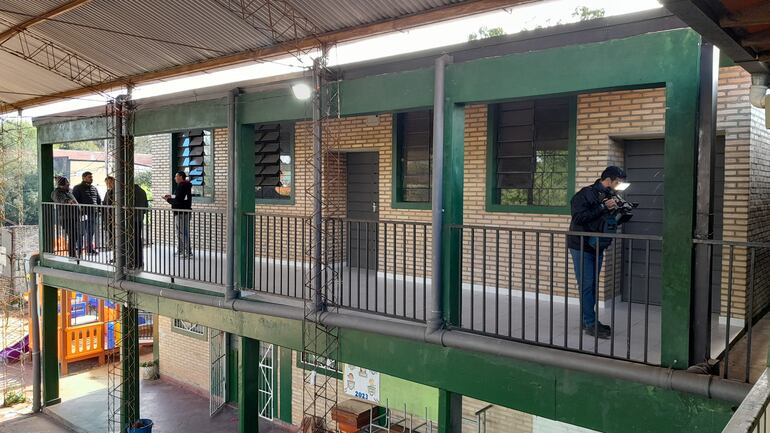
[748,69,770,317]
[157,315,210,394]
[463,397,533,433]
[290,350,345,427]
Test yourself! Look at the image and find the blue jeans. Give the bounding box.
[569,248,604,328]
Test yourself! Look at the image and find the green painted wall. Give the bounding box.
[379,374,439,421]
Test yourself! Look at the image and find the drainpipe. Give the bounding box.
[34,265,752,404]
[427,54,452,338]
[224,88,240,303]
[25,254,41,412]
[750,73,769,109]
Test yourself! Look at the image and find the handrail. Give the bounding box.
[723,369,770,433]
[694,238,770,249]
[448,223,663,241]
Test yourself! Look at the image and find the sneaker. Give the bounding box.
[584,322,612,339]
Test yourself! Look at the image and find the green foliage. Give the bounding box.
[2,390,26,407]
[572,6,606,21]
[135,170,153,201]
[500,151,568,207]
[468,26,506,41]
[0,119,38,225]
[54,140,104,151]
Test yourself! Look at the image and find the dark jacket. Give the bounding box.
[51,188,79,225]
[166,180,192,210]
[568,181,614,252]
[72,182,101,206]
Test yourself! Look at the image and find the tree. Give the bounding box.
[468,26,506,41]
[572,6,605,21]
[0,119,38,225]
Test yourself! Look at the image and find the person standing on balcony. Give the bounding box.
[568,166,627,339]
[103,176,115,250]
[72,171,101,255]
[51,177,80,258]
[163,171,193,259]
[131,183,149,268]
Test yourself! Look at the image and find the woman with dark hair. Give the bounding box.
[51,177,80,257]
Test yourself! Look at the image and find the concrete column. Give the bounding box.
[438,389,462,433]
[239,337,260,433]
[41,284,60,406]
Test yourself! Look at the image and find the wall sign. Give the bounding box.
[343,364,380,403]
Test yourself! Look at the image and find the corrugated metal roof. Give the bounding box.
[0,0,489,109]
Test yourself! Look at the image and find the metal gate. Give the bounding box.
[209,328,227,416]
[258,343,275,420]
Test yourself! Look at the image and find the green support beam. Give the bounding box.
[235,124,256,288]
[41,284,59,406]
[239,337,260,433]
[438,389,462,433]
[279,346,293,424]
[121,305,140,431]
[38,141,53,254]
[441,102,465,326]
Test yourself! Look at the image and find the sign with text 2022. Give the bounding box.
[343,364,380,403]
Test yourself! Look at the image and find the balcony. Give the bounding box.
[40,203,765,382]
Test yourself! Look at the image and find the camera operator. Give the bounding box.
[568,166,627,339]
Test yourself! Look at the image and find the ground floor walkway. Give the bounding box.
[0,413,73,432]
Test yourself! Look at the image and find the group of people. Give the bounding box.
[51,171,148,266]
[50,170,194,265]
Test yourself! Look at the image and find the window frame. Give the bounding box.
[254,121,295,206]
[485,96,577,214]
[171,130,214,204]
[392,109,433,210]
[296,352,342,379]
[171,318,208,340]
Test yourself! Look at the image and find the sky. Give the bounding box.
[12,0,662,118]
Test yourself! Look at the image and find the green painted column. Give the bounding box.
[41,284,60,406]
[152,313,160,362]
[235,124,256,289]
[441,102,465,326]
[239,336,260,433]
[437,389,462,433]
[279,346,293,424]
[660,38,703,368]
[38,142,53,253]
[121,305,140,431]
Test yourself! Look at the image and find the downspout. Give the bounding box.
[224,88,239,303]
[750,73,769,109]
[34,265,750,404]
[427,54,452,339]
[25,254,41,412]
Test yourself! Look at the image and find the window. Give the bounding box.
[175,129,213,198]
[298,352,341,377]
[491,97,572,208]
[172,318,207,337]
[395,110,433,204]
[254,122,293,202]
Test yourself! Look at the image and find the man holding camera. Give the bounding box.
[568,166,627,339]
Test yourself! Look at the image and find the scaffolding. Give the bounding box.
[0,112,33,409]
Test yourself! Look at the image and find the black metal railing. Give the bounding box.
[694,239,770,384]
[138,311,154,341]
[244,213,430,321]
[450,224,663,365]
[42,203,227,286]
[42,202,115,267]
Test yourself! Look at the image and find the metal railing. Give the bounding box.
[42,203,227,286]
[723,370,770,433]
[244,213,431,321]
[693,239,770,384]
[462,404,494,433]
[137,311,153,342]
[450,224,663,365]
[42,203,115,266]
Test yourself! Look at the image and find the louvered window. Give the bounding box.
[176,129,212,198]
[396,110,433,203]
[493,97,571,207]
[254,122,293,201]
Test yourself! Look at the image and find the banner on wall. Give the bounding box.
[343,364,380,403]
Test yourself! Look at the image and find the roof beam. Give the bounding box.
[742,29,770,49]
[0,16,118,88]
[661,0,768,74]
[719,2,770,28]
[3,0,534,113]
[0,0,92,45]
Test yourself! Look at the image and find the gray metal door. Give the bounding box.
[209,328,227,416]
[623,139,664,304]
[347,152,379,269]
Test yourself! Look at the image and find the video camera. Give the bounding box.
[608,182,638,225]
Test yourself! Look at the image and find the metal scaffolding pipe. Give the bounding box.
[428,54,452,334]
[113,98,125,279]
[311,57,323,312]
[224,88,239,302]
[33,265,751,404]
[25,254,41,413]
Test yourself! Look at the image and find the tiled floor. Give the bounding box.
[46,360,294,433]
